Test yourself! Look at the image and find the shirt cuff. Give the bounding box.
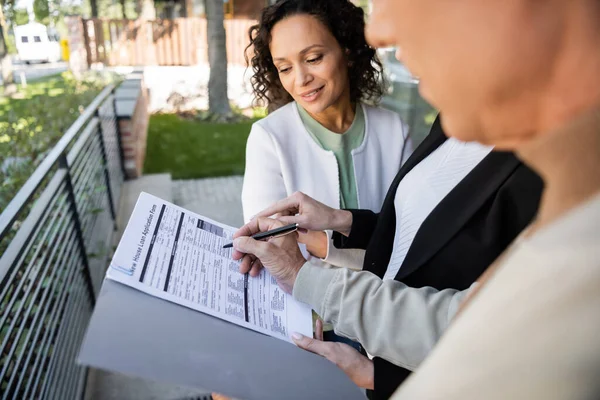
[323,230,365,270]
[321,230,333,261]
[292,262,341,316]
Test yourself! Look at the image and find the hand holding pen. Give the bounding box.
[230,218,306,293]
[222,223,299,249]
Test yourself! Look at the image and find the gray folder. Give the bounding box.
[78,279,366,400]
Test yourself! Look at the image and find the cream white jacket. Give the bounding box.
[241,102,409,267]
[393,193,600,399]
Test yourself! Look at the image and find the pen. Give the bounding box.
[222,223,299,249]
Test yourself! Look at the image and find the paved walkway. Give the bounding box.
[173,176,245,228]
[0,60,68,85]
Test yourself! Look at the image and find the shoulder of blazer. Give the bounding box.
[395,151,527,281]
[249,103,314,158]
[253,102,298,136]
[361,104,406,139]
[253,102,332,156]
[362,103,404,122]
[363,105,409,164]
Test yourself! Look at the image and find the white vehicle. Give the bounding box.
[14,23,61,64]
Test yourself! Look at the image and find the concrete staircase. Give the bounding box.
[85,173,244,400]
[114,173,173,244]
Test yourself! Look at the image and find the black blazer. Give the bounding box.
[333,117,544,399]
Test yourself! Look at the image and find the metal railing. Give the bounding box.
[0,84,124,399]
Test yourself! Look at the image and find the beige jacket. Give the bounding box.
[392,193,600,399]
[293,263,471,370]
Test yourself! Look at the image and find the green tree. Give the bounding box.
[33,0,50,24]
[13,8,28,25]
[90,0,98,17]
[48,0,83,37]
[1,2,29,27]
[0,0,15,26]
[80,0,138,19]
[120,0,126,18]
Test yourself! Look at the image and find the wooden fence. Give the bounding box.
[82,18,256,67]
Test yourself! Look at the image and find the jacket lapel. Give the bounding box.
[365,116,447,278]
[395,150,521,281]
[384,117,448,205]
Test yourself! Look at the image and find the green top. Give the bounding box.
[296,103,365,209]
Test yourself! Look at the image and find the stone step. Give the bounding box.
[115,173,173,244]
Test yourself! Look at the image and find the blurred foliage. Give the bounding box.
[250,106,267,119]
[4,30,15,54]
[2,0,83,37]
[0,70,121,212]
[381,81,438,148]
[13,8,28,26]
[0,20,6,57]
[80,0,139,20]
[47,0,84,37]
[2,0,138,39]
[351,0,370,13]
[33,0,50,25]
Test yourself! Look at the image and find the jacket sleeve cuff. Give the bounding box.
[322,230,334,260]
[292,262,341,316]
[323,231,365,270]
[332,209,378,250]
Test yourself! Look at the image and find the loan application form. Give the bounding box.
[106,192,313,342]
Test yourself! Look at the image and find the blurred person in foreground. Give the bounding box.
[233,0,600,398]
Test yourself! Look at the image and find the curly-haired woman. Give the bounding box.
[241,0,411,277]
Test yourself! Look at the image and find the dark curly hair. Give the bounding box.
[245,0,385,111]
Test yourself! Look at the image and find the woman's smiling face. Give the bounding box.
[269,14,351,115]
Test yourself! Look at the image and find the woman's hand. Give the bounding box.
[292,319,374,390]
[252,192,353,236]
[232,217,306,294]
[297,230,328,259]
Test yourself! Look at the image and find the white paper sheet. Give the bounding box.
[107,192,313,342]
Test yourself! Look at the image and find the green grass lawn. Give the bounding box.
[0,72,99,115]
[144,114,259,179]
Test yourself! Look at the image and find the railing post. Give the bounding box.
[58,154,96,306]
[112,87,128,179]
[94,110,117,223]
